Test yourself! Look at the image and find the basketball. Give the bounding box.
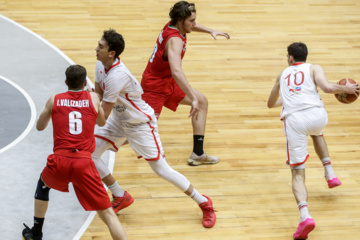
[335,78,358,104]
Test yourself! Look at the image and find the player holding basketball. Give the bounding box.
[91,29,216,228]
[267,42,359,239]
[141,1,230,166]
[22,65,128,240]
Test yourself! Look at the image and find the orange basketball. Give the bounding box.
[335,78,358,104]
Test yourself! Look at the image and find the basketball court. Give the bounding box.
[1,1,360,239]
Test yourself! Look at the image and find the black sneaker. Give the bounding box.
[22,224,42,240]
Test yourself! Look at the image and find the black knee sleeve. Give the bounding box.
[34,177,50,201]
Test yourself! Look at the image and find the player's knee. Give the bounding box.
[34,177,50,201]
[150,160,173,180]
[198,93,208,109]
[152,166,168,179]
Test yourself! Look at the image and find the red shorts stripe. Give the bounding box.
[290,154,309,167]
[95,134,119,151]
[144,122,161,161]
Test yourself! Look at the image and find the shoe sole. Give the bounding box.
[188,159,219,166]
[293,221,315,239]
[328,182,342,189]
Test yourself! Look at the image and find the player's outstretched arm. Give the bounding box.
[267,73,282,108]
[36,95,54,131]
[193,24,230,40]
[312,64,359,95]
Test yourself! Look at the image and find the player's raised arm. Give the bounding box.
[193,24,230,40]
[36,95,54,131]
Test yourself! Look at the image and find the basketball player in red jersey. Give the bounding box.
[141,1,230,166]
[22,65,128,240]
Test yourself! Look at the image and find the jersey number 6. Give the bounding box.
[69,111,82,135]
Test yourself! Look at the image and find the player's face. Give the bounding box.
[181,12,197,34]
[95,38,112,62]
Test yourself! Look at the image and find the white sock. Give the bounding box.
[190,188,207,204]
[321,157,335,178]
[108,182,125,197]
[298,201,311,221]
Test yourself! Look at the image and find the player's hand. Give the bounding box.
[344,78,359,96]
[210,30,230,40]
[189,99,200,120]
[86,87,95,92]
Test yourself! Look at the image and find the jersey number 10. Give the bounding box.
[285,71,305,86]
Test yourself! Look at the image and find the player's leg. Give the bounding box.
[23,176,50,240]
[97,207,128,240]
[178,88,219,166]
[308,107,341,188]
[71,157,128,240]
[92,129,134,213]
[284,112,315,239]
[291,167,316,240]
[291,168,309,217]
[147,155,216,228]
[310,135,342,188]
[128,120,216,228]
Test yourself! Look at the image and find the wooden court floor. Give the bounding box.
[2,0,360,239]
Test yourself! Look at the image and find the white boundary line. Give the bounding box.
[0,75,36,154]
[0,14,113,240]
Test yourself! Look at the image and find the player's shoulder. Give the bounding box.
[107,62,133,83]
[111,61,131,76]
[309,63,323,72]
[164,23,185,39]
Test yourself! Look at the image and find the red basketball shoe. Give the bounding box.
[199,195,216,228]
[112,191,134,214]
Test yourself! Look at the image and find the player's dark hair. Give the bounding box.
[169,1,196,26]
[65,65,87,89]
[102,29,125,59]
[287,42,308,62]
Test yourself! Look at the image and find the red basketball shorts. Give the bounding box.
[41,153,111,211]
[142,81,186,119]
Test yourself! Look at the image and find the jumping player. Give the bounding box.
[141,1,230,166]
[267,42,359,239]
[91,29,216,228]
[22,65,128,240]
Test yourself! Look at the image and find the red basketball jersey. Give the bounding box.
[141,22,187,95]
[52,90,97,153]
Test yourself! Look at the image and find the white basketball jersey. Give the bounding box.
[279,63,324,120]
[95,59,154,124]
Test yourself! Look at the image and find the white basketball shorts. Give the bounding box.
[283,107,328,167]
[94,115,165,161]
